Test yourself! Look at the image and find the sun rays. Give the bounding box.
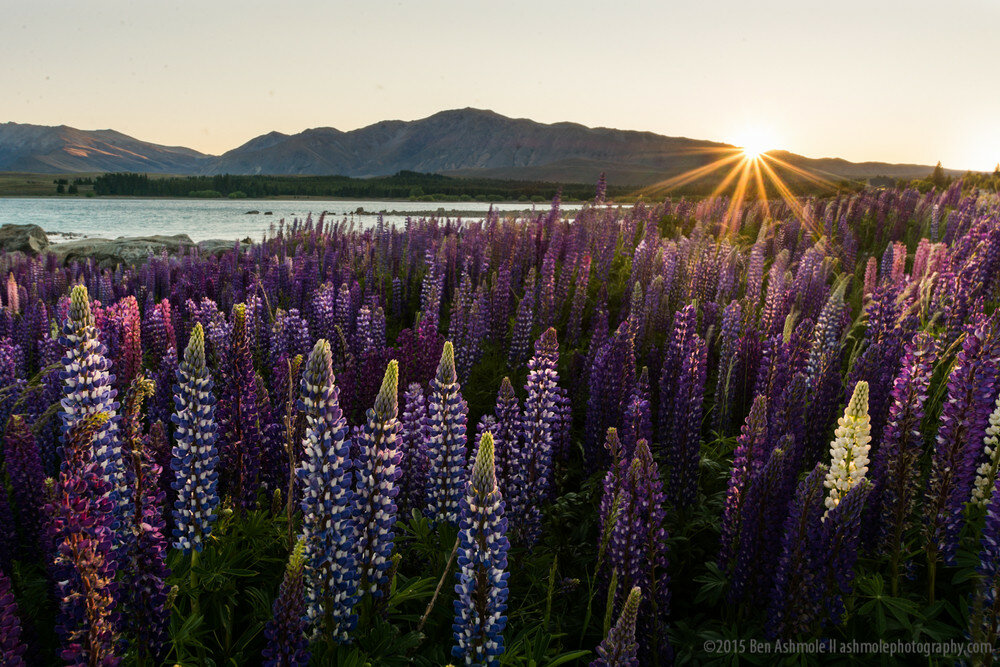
[640,137,845,238]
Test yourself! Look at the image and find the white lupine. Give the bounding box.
[823,381,872,516]
[971,393,1000,508]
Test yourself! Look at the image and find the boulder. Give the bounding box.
[0,224,50,255]
[50,234,196,266]
[197,239,252,256]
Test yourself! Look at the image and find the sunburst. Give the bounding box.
[639,128,843,237]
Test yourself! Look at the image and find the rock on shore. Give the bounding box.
[0,225,250,267]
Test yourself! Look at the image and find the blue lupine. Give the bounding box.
[425,342,469,526]
[452,432,510,666]
[510,328,560,544]
[355,360,403,598]
[296,339,357,640]
[170,324,221,553]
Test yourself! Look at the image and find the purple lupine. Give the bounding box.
[355,361,403,599]
[591,586,641,667]
[491,377,521,494]
[820,479,873,623]
[262,539,311,667]
[729,442,794,605]
[0,566,28,666]
[606,440,669,659]
[398,382,429,515]
[510,328,560,544]
[58,285,125,547]
[567,253,591,345]
[219,303,264,509]
[767,464,828,638]
[120,376,171,662]
[171,324,221,553]
[2,416,47,555]
[104,295,142,392]
[508,267,537,366]
[925,314,1000,568]
[713,300,743,434]
[868,333,936,575]
[143,298,176,368]
[665,324,707,508]
[586,323,636,462]
[620,371,652,457]
[451,432,510,666]
[47,413,121,666]
[296,339,357,640]
[718,395,768,571]
[424,342,469,526]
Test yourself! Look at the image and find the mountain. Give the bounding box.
[0,110,958,185]
[0,122,208,173]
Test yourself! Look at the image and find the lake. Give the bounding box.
[0,197,580,243]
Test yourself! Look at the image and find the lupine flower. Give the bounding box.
[0,566,28,666]
[2,416,47,555]
[606,440,669,659]
[219,303,265,508]
[510,328,560,544]
[970,472,1000,656]
[296,339,357,640]
[971,390,1000,508]
[262,539,311,667]
[425,342,469,526]
[508,268,536,366]
[925,315,1000,565]
[58,285,125,546]
[768,464,829,638]
[355,360,403,597]
[590,586,641,667]
[452,432,510,666]
[719,395,768,571]
[171,324,220,553]
[729,442,794,605]
[820,478,873,623]
[48,413,121,666]
[491,377,520,493]
[398,382,429,514]
[869,333,936,560]
[117,375,171,662]
[823,381,872,516]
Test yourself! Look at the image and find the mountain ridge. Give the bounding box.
[0,110,961,186]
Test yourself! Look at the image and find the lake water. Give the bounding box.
[0,197,579,243]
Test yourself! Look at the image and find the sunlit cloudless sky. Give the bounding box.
[3,0,998,170]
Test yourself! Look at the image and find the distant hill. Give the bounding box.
[0,122,207,173]
[0,110,966,186]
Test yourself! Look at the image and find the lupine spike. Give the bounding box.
[262,538,311,667]
[171,323,221,553]
[425,342,469,525]
[591,586,641,667]
[296,339,357,640]
[823,381,872,516]
[452,432,510,666]
[355,360,403,598]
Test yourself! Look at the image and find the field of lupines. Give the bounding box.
[1,181,999,665]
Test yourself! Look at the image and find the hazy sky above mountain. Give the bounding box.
[3,0,998,171]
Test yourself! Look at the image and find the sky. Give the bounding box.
[3,0,999,171]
